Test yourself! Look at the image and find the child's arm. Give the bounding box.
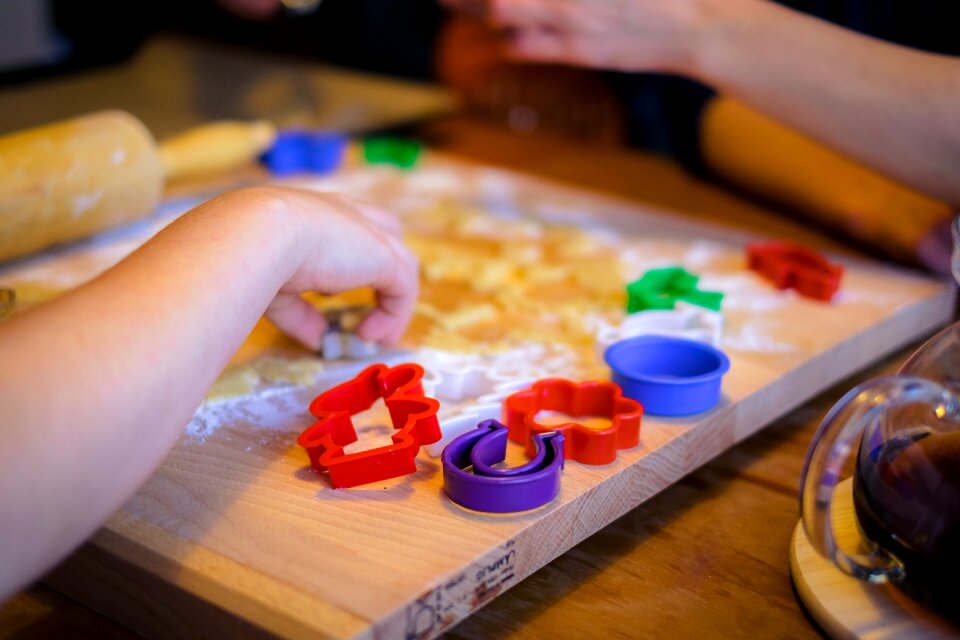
[0,186,418,601]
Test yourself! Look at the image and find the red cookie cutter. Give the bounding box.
[504,379,643,465]
[746,241,843,302]
[297,363,441,488]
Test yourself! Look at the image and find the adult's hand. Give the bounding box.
[444,0,960,207]
[441,0,707,74]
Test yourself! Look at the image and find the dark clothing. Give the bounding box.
[780,0,960,55]
[1,0,443,86]
[159,0,444,81]
[9,0,960,165]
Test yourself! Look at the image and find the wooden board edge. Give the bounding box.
[44,519,369,640]
[733,286,956,446]
[375,287,956,638]
[46,287,954,640]
[374,455,681,639]
[35,148,956,639]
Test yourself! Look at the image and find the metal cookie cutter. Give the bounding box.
[504,379,643,465]
[281,0,323,16]
[626,267,724,313]
[319,305,379,360]
[442,420,564,513]
[297,362,441,488]
[746,241,843,302]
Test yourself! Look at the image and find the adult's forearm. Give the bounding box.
[687,0,960,205]
[700,97,954,270]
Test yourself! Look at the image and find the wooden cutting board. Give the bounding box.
[6,155,953,639]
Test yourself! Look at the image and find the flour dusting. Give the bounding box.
[0,160,866,454]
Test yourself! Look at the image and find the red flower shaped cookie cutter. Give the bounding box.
[746,240,843,302]
[297,363,441,488]
[504,379,643,465]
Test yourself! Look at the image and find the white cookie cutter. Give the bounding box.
[595,302,723,361]
[425,377,536,457]
[417,344,577,457]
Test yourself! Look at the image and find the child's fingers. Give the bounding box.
[356,297,416,345]
[355,239,419,345]
[276,187,417,345]
[353,201,404,238]
[264,293,328,351]
[318,192,403,238]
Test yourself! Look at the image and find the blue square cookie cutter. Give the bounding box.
[604,335,730,416]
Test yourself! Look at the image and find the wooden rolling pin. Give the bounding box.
[0,110,276,262]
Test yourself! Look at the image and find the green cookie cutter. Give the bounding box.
[626,267,724,313]
[362,137,422,169]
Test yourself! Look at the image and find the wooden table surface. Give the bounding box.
[0,114,949,639]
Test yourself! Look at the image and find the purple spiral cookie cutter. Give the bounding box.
[442,420,564,513]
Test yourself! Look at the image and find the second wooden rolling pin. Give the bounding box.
[0,110,276,262]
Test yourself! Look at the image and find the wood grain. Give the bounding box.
[18,155,952,640]
[0,344,941,639]
[1,111,956,639]
[449,349,915,639]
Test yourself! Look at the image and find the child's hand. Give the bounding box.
[262,188,418,349]
[193,187,419,350]
[0,185,419,599]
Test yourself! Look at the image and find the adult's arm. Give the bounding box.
[465,0,960,205]
[699,97,954,270]
[689,0,960,207]
[0,186,418,601]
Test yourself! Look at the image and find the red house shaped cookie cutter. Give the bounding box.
[504,378,643,465]
[746,240,843,301]
[297,363,441,488]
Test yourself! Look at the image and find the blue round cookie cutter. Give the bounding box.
[604,335,730,416]
[262,130,347,176]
